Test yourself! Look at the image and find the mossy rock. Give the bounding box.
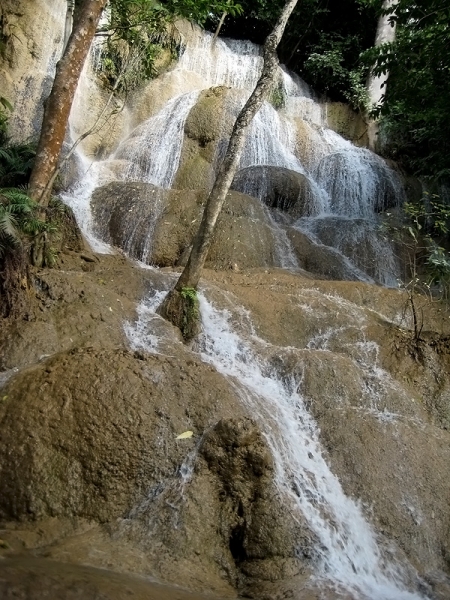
[172,139,214,191]
[184,86,231,146]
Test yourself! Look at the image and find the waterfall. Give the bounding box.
[115,91,200,188]
[63,24,403,282]
[125,285,428,600]
[59,21,429,599]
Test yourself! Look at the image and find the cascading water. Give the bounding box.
[125,284,429,600]
[64,25,403,284]
[116,91,200,187]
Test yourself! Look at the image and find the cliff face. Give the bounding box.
[0,0,66,142]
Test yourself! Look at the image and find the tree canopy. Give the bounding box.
[362,0,450,179]
[215,0,379,109]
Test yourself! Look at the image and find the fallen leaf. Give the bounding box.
[176,431,194,440]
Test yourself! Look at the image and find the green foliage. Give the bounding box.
[97,37,168,94]
[0,188,60,257]
[0,97,36,188]
[219,0,378,107]
[383,193,450,339]
[0,142,36,188]
[180,286,200,339]
[269,84,285,110]
[97,0,242,93]
[304,37,370,110]
[180,286,198,306]
[0,97,13,147]
[0,188,48,257]
[361,0,450,178]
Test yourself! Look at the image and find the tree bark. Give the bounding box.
[366,0,397,110]
[366,0,397,150]
[158,0,300,338]
[28,0,107,206]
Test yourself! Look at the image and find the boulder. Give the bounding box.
[0,347,311,592]
[231,166,313,219]
[91,182,277,270]
[286,227,367,281]
[173,86,238,191]
[294,216,398,284]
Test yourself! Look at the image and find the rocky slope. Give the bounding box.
[1,244,450,599]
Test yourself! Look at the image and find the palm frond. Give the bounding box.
[0,210,20,242]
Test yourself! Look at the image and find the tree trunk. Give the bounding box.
[28,0,107,207]
[366,0,397,149]
[367,0,397,109]
[158,0,300,339]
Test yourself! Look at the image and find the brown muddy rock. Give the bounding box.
[91,182,276,270]
[0,557,358,600]
[0,317,311,593]
[204,269,450,578]
[0,254,149,372]
[379,330,450,431]
[286,228,362,281]
[293,216,391,282]
[205,192,276,270]
[0,557,235,600]
[0,346,250,592]
[231,166,312,219]
[1,347,230,522]
[90,182,166,260]
[197,418,310,586]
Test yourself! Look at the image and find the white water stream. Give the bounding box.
[125,285,427,600]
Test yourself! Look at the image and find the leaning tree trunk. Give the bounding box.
[28,0,107,207]
[158,0,300,340]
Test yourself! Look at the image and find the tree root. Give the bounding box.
[157,288,201,342]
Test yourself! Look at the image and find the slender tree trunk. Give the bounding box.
[212,11,228,44]
[366,0,397,149]
[28,0,107,207]
[367,0,397,109]
[158,0,300,339]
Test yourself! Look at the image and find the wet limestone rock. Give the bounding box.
[173,86,237,191]
[231,166,312,219]
[0,0,66,143]
[91,182,276,270]
[287,227,363,281]
[203,269,450,583]
[197,418,311,587]
[325,102,369,147]
[0,346,312,593]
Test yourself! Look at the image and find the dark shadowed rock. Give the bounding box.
[231,166,313,219]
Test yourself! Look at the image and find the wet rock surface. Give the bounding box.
[1,253,450,598]
[231,166,311,219]
[91,183,276,270]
